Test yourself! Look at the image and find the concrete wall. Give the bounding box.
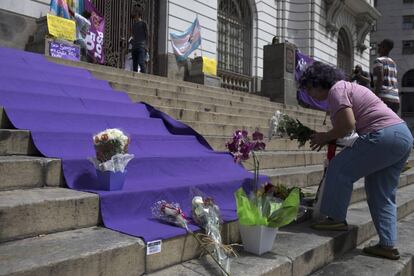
[0,0,49,50]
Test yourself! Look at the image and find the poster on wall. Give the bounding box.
[48,40,80,61]
[84,0,105,64]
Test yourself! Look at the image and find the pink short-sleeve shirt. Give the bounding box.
[328,80,403,134]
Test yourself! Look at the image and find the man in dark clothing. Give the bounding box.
[131,10,148,73]
[351,65,371,88]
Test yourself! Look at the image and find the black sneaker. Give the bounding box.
[311,217,348,231]
[363,244,400,260]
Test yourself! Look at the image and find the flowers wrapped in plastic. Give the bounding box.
[90,128,134,172]
[269,111,315,147]
[192,195,236,275]
[89,128,134,190]
[151,200,233,276]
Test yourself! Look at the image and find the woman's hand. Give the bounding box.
[310,132,330,151]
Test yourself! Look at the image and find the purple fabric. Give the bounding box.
[0,47,266,241]
[84,0,105,64]
[295,51,328,111]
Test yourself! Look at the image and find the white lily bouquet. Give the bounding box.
[192,196,236,275]
[90,128,134,172]
[269,111,315,147]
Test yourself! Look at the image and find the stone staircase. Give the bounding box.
[1,55,414,276]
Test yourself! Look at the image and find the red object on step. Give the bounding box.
[327,144,336,161]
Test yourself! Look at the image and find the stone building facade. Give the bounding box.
[0,0,379,93]
[370,0,414,117]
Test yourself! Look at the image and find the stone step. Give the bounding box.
[206,135,312,151]
[112,81,328,121]
[262,165,324,188]
[127,168,414,274]
[0,227,145,276]
[0,187,99,242]
[127,93,328,128]
[47,57,326,117]
[0,156,63,191]
[311,212,414,276]
[247,150,325,171]
[0,129,311,157]
[301,168,414,205]
[147,183,414,276]
[180,119,327,138]
[0,129,38,155]
[155,105,327,131]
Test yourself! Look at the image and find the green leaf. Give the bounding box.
[234,188,267,226]
[267,188,300,228]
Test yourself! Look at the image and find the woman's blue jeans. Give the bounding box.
[320,123,413,247]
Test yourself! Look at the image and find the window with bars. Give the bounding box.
[217,0,252,76]
[403,16,414,29]
[403,40,414,54]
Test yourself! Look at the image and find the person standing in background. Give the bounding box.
[131,8,148,73]
[373,39,400,114]
[351,65,371,88]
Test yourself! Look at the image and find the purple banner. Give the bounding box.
[85,0,105,64]
[295,51,328,111]
[48,40,80,61]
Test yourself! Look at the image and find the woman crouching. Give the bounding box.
[299,61,413,260]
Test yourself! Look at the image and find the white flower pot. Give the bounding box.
[239,225,278,255]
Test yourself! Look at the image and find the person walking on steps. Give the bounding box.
[131,9,148,73]
[299,61,413,260]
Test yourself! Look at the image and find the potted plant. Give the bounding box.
[226,130,300,255]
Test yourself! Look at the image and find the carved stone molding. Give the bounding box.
[325,0,345,34]
[355,12,375,52]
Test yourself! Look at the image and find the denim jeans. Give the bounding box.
[320,122,413,247]
[132,47,146,73]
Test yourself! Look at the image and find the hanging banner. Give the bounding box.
[295,51,328,111]
[47,13,76,41]
[202,56,217,76]
[170,17,202,61]
[84,0,105,64]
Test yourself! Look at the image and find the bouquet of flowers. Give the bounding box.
[151,200,189,229]
[226,130,266,192]
[151,200,232,276]
[192,195,236,275]
[90,128,134,172]
[269,111,315,147]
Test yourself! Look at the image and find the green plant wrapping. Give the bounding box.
[235,187,300,228]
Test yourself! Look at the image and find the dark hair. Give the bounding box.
[82,10,91,19]
[381,39,394,51]
[299,61,345,90]
[132,5,143,19]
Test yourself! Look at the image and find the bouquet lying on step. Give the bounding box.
[89,128,134,172]
[151,199,234,276]
[268,111,315,147]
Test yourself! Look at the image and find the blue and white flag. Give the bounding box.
[170,17,201,61]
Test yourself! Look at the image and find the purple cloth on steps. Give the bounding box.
[0,47,267,241]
